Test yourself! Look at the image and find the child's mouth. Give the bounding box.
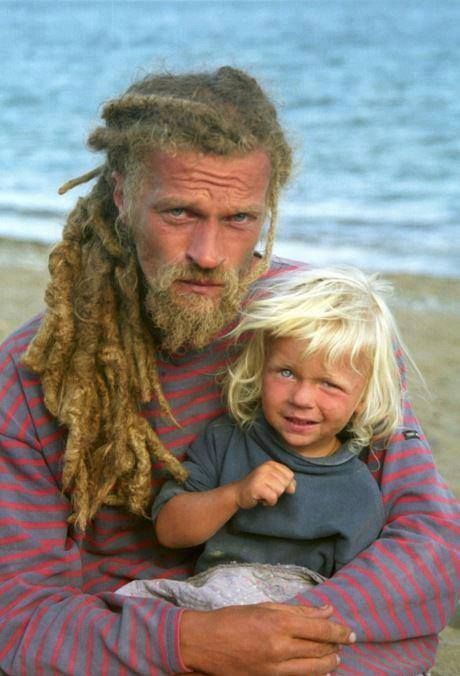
[284,416,319,427]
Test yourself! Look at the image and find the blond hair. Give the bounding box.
[225,267,414,451]
[23,67,293,530]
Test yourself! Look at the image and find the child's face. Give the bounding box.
[261,337,367,458]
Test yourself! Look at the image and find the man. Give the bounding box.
[0,67,457,675]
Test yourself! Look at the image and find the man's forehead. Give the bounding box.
[144,148,271,177]
[139,148,272,206]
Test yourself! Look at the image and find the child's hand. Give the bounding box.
[234,461,296,509]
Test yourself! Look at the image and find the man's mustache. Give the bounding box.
[151,263,238,288]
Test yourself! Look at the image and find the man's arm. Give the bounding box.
[0,336,189,675]
[0,434,188,674]
[290,402,459,673]
[180,604,356,675]
[171,404,458,673]
[0,435,354,676]
[0,335,353,675]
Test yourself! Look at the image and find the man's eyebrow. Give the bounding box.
[152,197,266,215]
[223,203,268,217]
[236,204,267,215]
[151,197,192,209]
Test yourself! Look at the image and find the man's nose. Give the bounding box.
[186,221,225,270]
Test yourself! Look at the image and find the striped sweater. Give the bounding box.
[0,257,458,675]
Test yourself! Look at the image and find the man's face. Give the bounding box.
[113,149,272,352]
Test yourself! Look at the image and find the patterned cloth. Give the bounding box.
[117,562,325,610]
[0,256,458,674]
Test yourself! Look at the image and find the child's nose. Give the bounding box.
[290,382,315,408]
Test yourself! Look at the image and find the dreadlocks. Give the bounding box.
[23,66,293,531]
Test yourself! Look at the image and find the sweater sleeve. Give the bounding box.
[293,399,460,674]
[0,348,186,675]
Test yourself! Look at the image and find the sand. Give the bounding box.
[0,237,458,672]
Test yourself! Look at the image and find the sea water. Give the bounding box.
[1,0,459,278]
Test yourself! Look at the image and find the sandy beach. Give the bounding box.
[0,237,458,673]
[1,238,458,492]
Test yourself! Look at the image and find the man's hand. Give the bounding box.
[235,461,296,509]
[179,603,355,675]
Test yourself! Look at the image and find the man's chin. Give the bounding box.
[145,291,229,354]
[171,290,218,311]
[156,317,227,354]
[143,265,253,353]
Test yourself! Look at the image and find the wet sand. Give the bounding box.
[0,238,458,671]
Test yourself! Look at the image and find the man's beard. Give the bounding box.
[144,261,255,354]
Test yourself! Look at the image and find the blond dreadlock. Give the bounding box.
[23,67,293,530]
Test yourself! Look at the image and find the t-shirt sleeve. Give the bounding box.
[151,416,232,521]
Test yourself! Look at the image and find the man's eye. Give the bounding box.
[167,208,185,217]
[231,213,249,223]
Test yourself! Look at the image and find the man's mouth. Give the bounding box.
[176,279,225,295]
[180,279,224,286]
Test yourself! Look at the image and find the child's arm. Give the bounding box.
[155,460,296,548]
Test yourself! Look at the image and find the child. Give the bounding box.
[118,267,415,608]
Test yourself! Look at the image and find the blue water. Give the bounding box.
[1,0,459,277]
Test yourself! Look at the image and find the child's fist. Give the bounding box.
[235,461,296,509]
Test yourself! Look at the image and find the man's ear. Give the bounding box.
[112,171,125,215]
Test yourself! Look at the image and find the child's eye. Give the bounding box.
[322,380,340,390]
[280,368,294,378]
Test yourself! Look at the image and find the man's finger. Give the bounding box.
[276,652,341,675]
[260,602,333,619]
[295,616,354,645]
[288,638,339,659]
[262,603,355,645]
